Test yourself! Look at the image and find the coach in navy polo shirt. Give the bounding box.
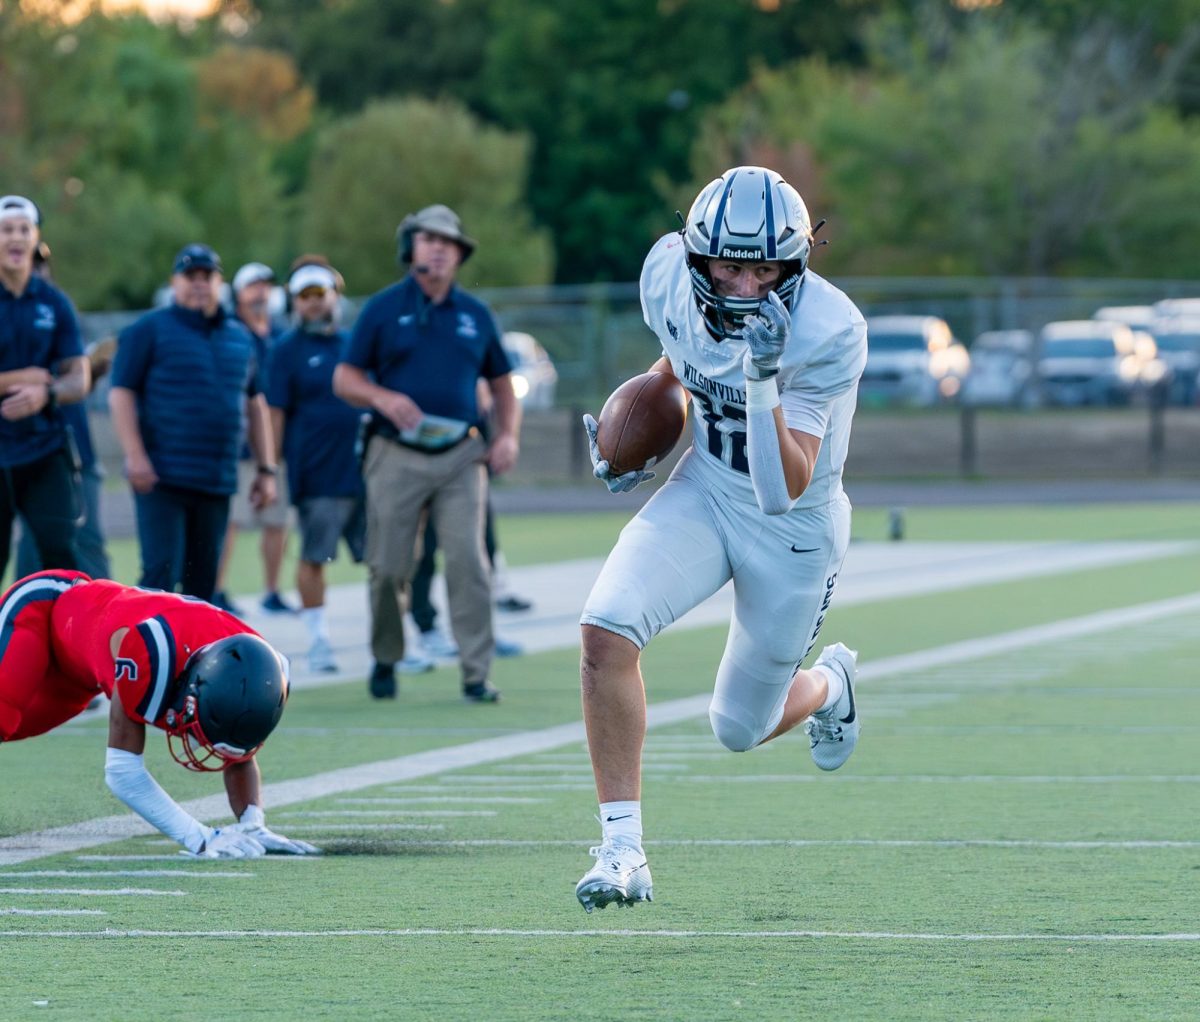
[334,204,520,703]
[109,243,278,602]
[0,194,90,577]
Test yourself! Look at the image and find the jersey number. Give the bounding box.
[691,391,749,474]
[115,657,139,682]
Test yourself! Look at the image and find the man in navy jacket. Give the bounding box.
[109,244,278,602]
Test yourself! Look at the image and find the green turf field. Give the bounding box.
[2,505,1199,1019]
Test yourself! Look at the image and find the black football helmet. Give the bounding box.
[164,633,289,772]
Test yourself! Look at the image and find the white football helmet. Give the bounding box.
[683,166,812,341]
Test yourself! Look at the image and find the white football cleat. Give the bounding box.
[805,642,860,772]
[419,627,459,660]
[575,841,653,913]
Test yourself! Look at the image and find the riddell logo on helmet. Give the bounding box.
[719,246,764,260]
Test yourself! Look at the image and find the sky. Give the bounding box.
[24,0,220,22]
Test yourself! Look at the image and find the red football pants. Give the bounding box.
[0,570,96,742]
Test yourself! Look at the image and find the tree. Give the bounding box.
[693,11,1200,278]
[300,97,552,293]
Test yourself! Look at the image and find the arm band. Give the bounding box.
[744,377,796,516]
[104,747,213,853]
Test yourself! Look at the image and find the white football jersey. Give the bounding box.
[639,233,867,508]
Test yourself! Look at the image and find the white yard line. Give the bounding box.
[0,887,187,897]
[325,838,1200,850]
[0,870,247,878]
[0,908,105,916]
[3,589,1199,867]
[1,927,1196,942]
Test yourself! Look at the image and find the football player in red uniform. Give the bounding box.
[0,570,318,858]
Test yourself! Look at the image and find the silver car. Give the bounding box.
[502,331,558,410]
[1036,320,1143,406]
[860,315,971,406]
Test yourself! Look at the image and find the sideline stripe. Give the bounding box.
[0,870,247,879]
[268,838,1200,851]
[0,887,187,897]
[0,908,105,916]
[1,927,1197,942]
[3,590,1199,867]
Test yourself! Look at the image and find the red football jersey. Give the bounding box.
[50,579,260,729]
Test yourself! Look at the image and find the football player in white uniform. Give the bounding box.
[575,166,868,912]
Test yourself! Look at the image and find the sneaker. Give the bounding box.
[462,681,501,703]
[419,627,459,659]
[495,594,533,613]
[397,652,435,675]
[210,591,243,617]
[261,591,298,615]
[575,841,653,913]
[804,642,860,772]
[494,636,524,658]
[369,661,397,699]
[307,638,338,674]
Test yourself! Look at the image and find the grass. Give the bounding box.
[2,504,1199,1019]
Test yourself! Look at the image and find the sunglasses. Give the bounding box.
[296,286,329,299]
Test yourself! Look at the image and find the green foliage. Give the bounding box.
[696,12,1200,278]
[300,97,552,292]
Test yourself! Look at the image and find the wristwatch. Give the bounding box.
[45,381,58,410]
[256,464,278,477]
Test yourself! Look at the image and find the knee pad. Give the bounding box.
[708,704,762,753]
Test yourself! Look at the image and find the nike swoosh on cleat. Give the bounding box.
[790,545,819,553]
[839,665,857,725]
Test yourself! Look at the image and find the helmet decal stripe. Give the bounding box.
[136,616,176,724]
[707,171,740,257]
[764,181,777,260]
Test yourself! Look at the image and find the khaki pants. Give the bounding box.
[363,433,492,685]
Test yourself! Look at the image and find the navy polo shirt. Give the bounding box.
[341,277,511,429]
[0,274,83,467]
[265,325,363,503]
[234,314,283,460]
[110,304,258,496]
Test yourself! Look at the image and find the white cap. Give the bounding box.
[288,263,339,295]
[0,195,39,225]
[232,262,275,294]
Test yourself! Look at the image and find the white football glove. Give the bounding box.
[582,413,655,494]
[181,827,266,860]
[227,805,321,856]
[741,291,791,381]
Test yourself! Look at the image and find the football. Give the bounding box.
[595,371,689,476]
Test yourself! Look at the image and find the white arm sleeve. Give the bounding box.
[744,376,796,516]
[105,747,213,854]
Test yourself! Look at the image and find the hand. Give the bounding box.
[227,819,321,856]
[741,291,791,381]
[249,472,277,510]
[374,390,422,431]
[582,413,655,494]
[0,382,50,422]
[124,452,159,494]
[487,432,519,476]
[181,827,266,859]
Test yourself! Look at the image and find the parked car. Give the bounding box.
[502,331,558,410]
[860,315,971,406]
[1152,297,1200,321]
[961,330,1034,406]
[1148,318,1200,405]
[1035,320,1165,406]
[1093,305,1156,331]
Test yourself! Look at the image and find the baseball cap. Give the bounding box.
[232,262,276,294]
[288,263,340,295]
[0,195,40,225]
[173,243,222,275]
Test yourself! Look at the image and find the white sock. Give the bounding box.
[300,606,329,645]
[814,665,845,713]
[599,801,642,849]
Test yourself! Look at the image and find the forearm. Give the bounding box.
[745,378,813,515]
[333,364,389,411]
[269,408,286,463]
[224,758,263,820]
[105,748,211,852]
[246,394,276,468]
[490,380,521,440]
[0,367,52,389]
[51,356,90,407]
[108,387,148,459]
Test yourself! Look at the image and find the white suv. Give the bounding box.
[860,315,970,406]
